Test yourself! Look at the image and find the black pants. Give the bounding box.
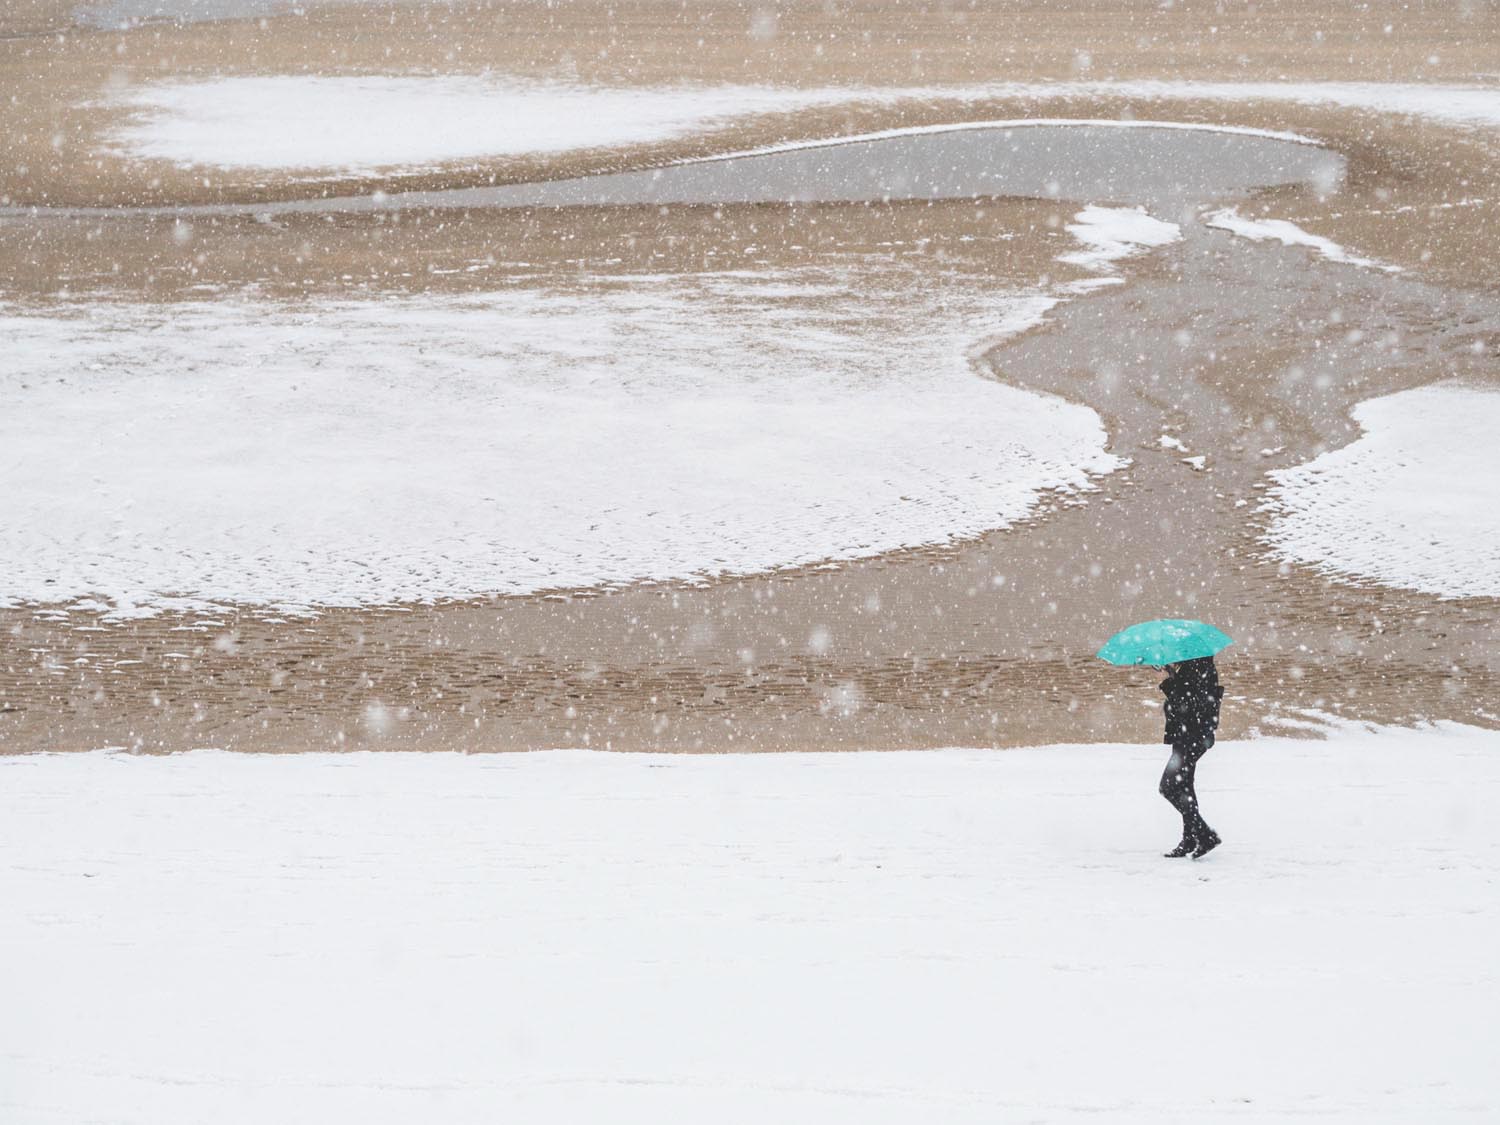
[1160,743,1213,842]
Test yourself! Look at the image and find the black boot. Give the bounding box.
[1164,836,1196,858]
[1192,830,1222,858]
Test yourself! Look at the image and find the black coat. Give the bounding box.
[1161,656,1224,750]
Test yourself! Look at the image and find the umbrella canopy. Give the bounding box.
[1097,619,1233,667]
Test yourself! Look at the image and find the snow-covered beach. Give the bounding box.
[5,2,1500,1116]
[6,80,1500,746]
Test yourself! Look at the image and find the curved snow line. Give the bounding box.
[667,116,1326,168]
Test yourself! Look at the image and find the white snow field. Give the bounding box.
[0,275,1122,617]
[2,724,1497,1123]
[102,76,1500,174]
[1205,207,1401,273]
[1264,383,1500,599]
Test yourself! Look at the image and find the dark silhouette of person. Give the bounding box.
[1159,655,1224,858]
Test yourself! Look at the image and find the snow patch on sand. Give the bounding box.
[1205,207,1401,272]
[1058,205,1182,275]
[105,76,877,173]
[1263,383,1500,598]
[0,274,1119,617]
[3,724,1497,1122]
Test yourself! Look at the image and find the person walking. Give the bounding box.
[1158,655,1224,858]
[1097,618,1233,857]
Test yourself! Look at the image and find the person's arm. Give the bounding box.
[1162,681,1186,743]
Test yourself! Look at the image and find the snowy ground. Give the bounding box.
[0,272,1125,617]
[1264,383,1500,599]
[100,77,1500,174]
[2,724,1496,1122]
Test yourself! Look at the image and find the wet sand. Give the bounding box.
[7,220,1498,752]
[3,2,1500,752]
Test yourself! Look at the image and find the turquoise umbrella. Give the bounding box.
[1097,619,1232,667]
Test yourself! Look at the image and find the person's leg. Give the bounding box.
[1183,747,1221,856]
[1159,750,1199,855]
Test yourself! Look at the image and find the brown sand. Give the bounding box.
[2,1,1499,752]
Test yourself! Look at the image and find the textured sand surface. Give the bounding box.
[3,1,1499,752]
